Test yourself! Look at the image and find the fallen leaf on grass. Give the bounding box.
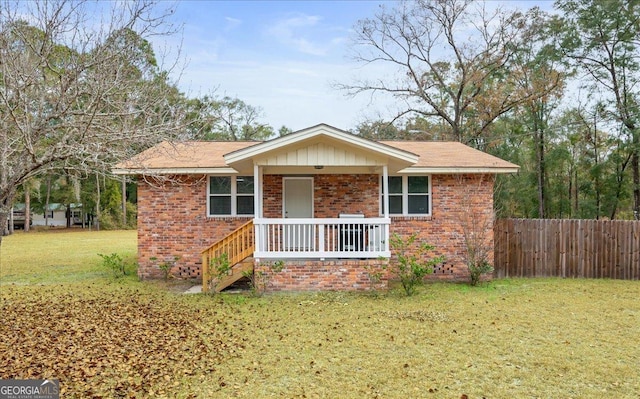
[377,310,450,322]
[0,286,244,397]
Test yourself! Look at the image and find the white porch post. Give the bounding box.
[254,163,262,256]
[254,163,262,218]
[382,165,390,252]
[382,165,389,218]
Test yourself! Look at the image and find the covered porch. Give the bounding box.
[225,125,419,261]
[201,125,420,291]
[200,215,391,292]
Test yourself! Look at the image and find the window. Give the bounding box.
[235,177,254,215]
[407,176,429,214]
[380,175,430,216]
[388,176,403,214]
[208,176,254,216]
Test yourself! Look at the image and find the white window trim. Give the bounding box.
[379,175,431,216]
[207,175,255,217]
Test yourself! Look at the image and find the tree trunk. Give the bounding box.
[632,137,639,220]
[66,204,72,228]
[1,190,16,240]
[0,211,8,239]
[95,174,101,231]
[573,168,579,217]
[121,176,127,226]
[8,207,14,235]
[593,115,601,220]
[536,128,546,218]
[24,187,30,232]
[45,176,52,227]
[567,164,573,218]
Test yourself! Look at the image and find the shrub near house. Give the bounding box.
[114,124,518,291]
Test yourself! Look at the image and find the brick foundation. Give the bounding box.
[136,173,495,287]
[254,259,388,292]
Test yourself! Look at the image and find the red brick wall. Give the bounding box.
[389,174,495,282]
[137,173,495,286]
[137,175,251,280]
[314,174,379,218]
[254,259,388,292]
[262,175,282,218]
[262,174,379,218]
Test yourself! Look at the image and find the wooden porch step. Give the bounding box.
[215,257,254,293]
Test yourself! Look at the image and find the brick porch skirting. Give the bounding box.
[254,259,388,292]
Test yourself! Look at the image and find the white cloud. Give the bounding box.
[224,16,242,31]
[266,14,330,56]
[157,2,404,131]
[270,14,322,31]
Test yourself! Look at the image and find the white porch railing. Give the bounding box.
[253,218,391,259]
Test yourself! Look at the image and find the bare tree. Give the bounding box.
[339,0,560,146]
[455,175,495,286]
[0,0,186,241]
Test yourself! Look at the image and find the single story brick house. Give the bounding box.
[114,124,518,292]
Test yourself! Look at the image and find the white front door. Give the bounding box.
[284,177,313,218]
[283,177,313,249]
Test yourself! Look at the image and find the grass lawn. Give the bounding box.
[1,230,640,398]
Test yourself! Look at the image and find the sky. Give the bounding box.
[159,1,555,133]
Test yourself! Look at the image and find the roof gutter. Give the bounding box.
[397,167,520,174]
[112,167,239,176]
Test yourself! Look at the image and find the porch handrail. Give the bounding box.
[201,219,254,292]
[254,217,390,259]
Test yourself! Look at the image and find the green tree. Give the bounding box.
[510,8,566,218]
[354,120,401,140]
[188,95,274,141]
[278,126,293,137]
[493,103,634,220]
[556,0,640,219]
[490,116,540,218]
[550,106,619,219]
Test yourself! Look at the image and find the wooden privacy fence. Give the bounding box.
[494,219,640,279]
